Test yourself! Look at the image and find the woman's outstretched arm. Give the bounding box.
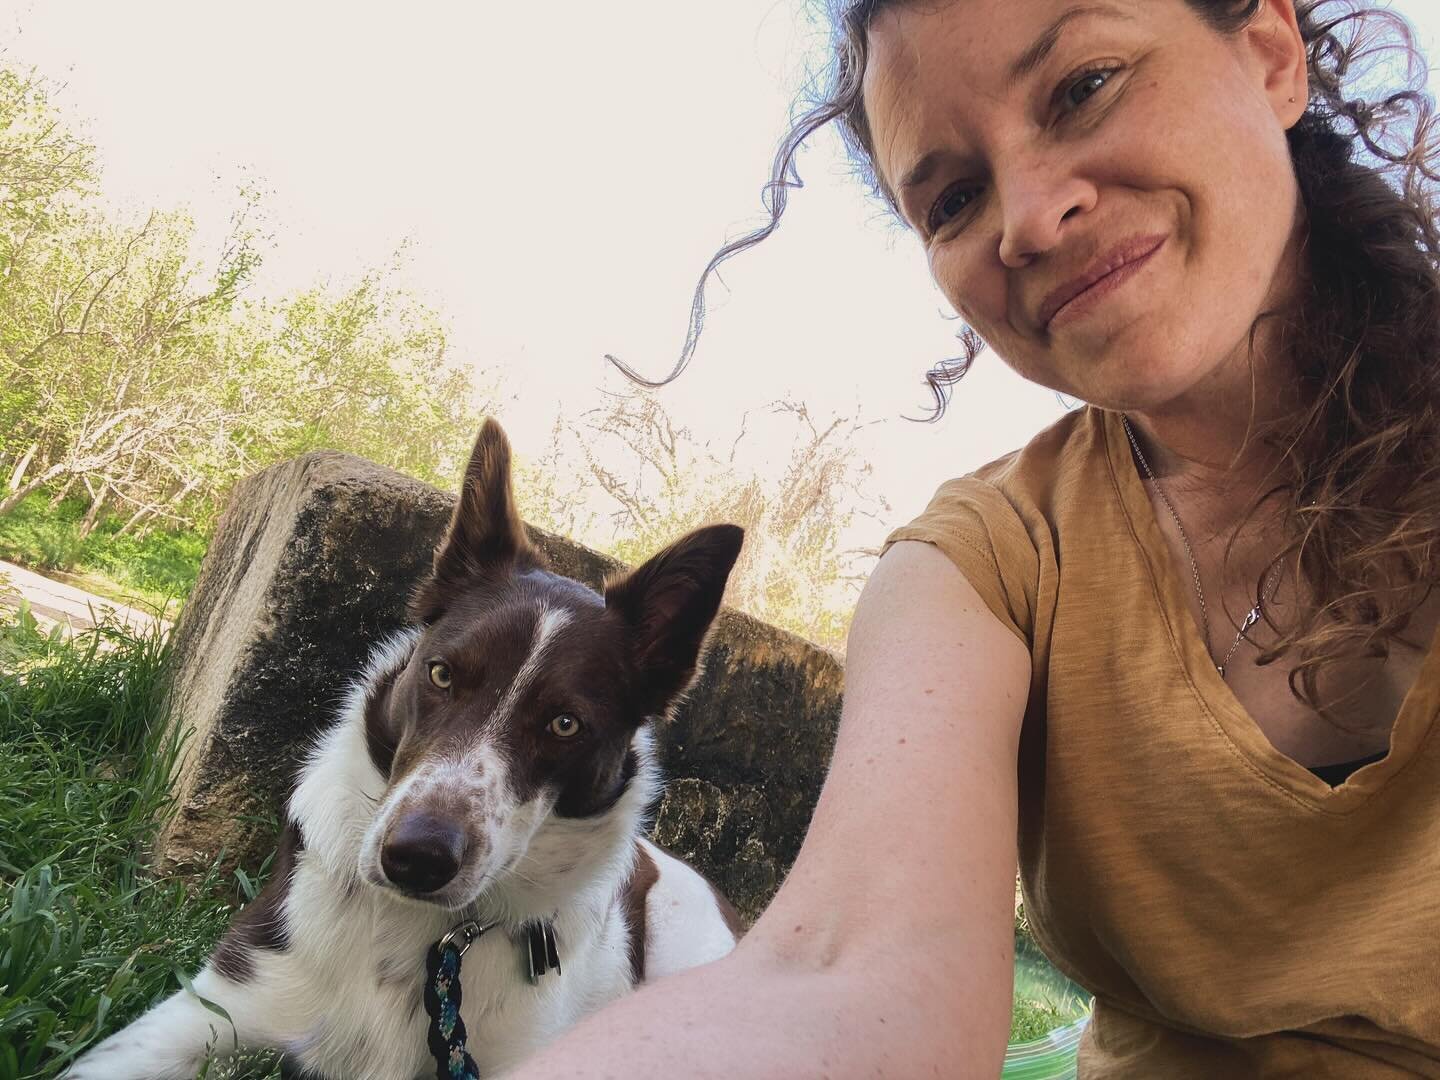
[509,540,1031,1079]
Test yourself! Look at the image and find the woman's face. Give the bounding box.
[862,0,1308,412]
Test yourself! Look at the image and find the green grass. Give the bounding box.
[1009,893,1091,1045]
[0,492,206,615]
[0,604,279,1079]
[1010,984,1092,1044]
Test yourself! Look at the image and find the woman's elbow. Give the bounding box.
[739,923,1014,1077]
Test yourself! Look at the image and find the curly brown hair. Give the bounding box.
[609,0,1440,717]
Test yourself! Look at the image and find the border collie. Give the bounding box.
[66,418,745,1080]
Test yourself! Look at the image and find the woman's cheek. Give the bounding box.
[929,245,999,334]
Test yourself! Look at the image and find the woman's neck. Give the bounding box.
[1123,226,1309,509]
[1125,334,1302,525]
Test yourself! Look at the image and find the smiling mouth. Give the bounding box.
[1041,235,1167,330]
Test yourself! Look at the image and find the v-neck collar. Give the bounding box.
[1099,407,1440,813]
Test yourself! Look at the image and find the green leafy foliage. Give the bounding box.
[0,493,202,610]
[0,55,874,650]
[0,64,487,543]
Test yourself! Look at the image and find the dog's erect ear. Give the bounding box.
[410,418,543,622]
[604,523,744,718]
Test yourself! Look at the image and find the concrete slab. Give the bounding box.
[0,559,170,637]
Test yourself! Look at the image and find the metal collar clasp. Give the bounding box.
[438,919,494,958]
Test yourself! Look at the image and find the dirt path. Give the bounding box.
[0,559,170,637]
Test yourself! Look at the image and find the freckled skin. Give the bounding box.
[861,0,1308,418]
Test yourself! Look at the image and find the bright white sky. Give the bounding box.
[6,1,1440,557]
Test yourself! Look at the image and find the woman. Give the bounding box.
[515,0,1440,1075]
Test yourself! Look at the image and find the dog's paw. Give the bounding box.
[61,1036,202,1080]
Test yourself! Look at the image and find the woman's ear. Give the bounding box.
[1244,0,1309,128]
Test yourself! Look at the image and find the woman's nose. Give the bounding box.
[995,158,1097,268]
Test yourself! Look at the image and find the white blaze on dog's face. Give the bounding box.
[356,418,742,909]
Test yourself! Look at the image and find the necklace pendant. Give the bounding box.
[1239,605,1262,635]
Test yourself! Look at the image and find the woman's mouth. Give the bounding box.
[1040,235,1167,330]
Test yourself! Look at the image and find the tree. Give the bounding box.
[517,388,888,650]
[235,266,484,495]
[0,61,490,535]
[0,204,260,524]
[0,63,99,479]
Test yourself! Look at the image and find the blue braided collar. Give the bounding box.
[423,919,561,1080]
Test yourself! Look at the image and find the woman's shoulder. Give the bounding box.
[971,405,1108,497]
[922,405,1111,526]
[883,406,1115,648]
[881,409,1102,642]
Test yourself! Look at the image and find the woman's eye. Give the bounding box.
[927,184,979,235]
[1063,69,1114,110]
[428,661,452,690]
[548,714,583,739]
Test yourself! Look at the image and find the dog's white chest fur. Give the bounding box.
[252,865,634,1079]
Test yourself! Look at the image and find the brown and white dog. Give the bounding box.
[67,418,745,1080]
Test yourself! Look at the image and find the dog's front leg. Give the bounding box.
[61,964,286,1080]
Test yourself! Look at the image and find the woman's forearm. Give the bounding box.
[505,934,1006,1080]
[509,543,1026,1078]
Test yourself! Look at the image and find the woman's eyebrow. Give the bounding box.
[1007,4,1136,89]
[896,4,1135,199]
[898,152,943,199]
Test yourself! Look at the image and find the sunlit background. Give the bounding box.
[6,0,1439,634]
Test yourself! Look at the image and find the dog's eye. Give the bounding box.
[548,714,582,739]
[428,661,452,690]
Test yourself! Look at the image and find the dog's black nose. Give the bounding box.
[381,813,466,894]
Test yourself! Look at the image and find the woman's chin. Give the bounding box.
[1006,340,1215,414]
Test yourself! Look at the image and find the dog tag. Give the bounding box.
[543,922,561,977]
[525,921,562,982]
[527,925,546,982]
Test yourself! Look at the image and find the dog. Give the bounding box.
[66,417,746,1080]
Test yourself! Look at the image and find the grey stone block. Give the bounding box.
[155,451,843,924]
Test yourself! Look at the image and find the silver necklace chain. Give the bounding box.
[1121,414,1280,678]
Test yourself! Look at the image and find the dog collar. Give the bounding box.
[424,919,561,1080]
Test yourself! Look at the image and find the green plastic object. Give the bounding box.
[1000,1014,1090,1080]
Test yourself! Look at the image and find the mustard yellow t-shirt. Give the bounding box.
[884,406,1440,1078]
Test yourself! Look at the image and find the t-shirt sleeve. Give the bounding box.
[881,475,1038,648]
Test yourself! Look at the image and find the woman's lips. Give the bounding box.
[1040,235,1167,330]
